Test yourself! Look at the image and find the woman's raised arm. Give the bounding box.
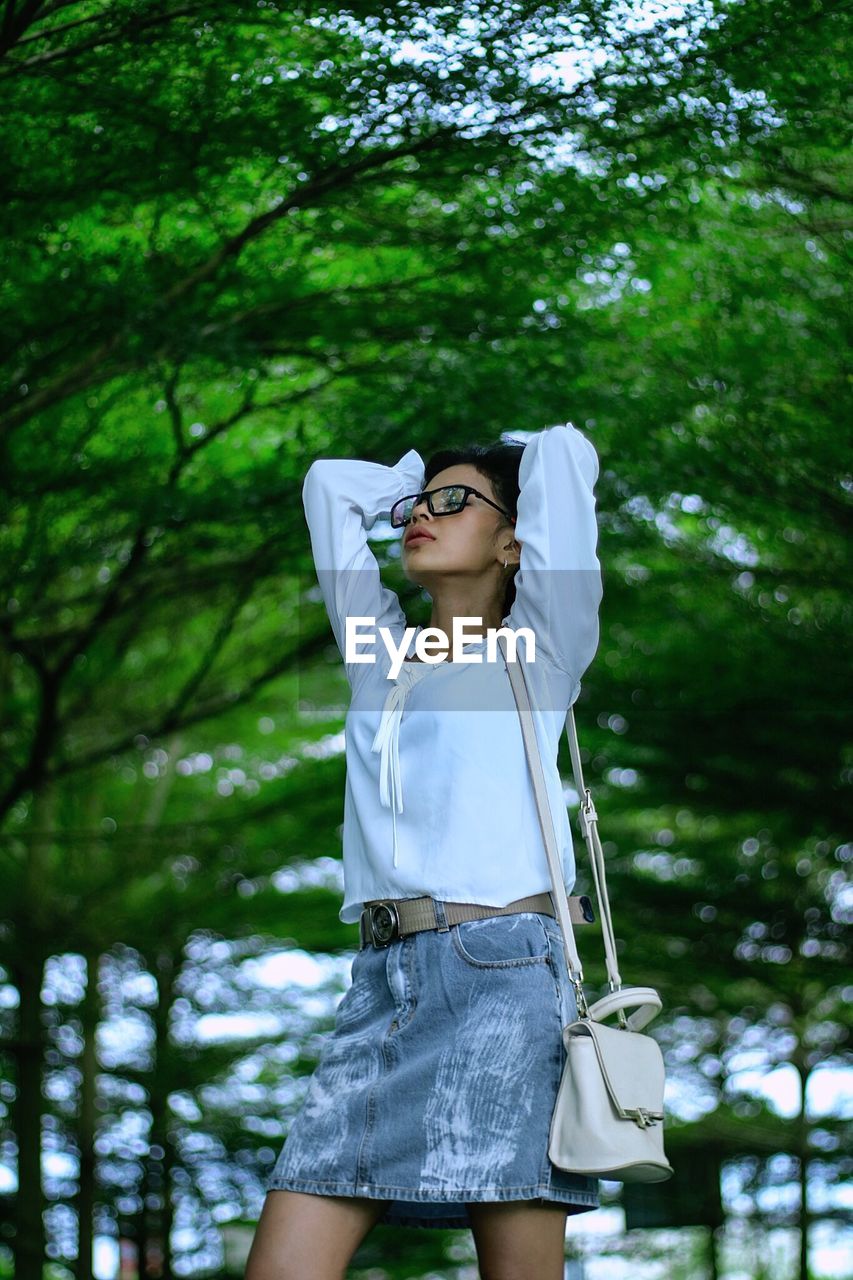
[302,448,425,683]
[506,422,603,684]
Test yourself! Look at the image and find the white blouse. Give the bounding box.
[301,423,603,924]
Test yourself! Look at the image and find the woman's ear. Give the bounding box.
[502,537,521,567]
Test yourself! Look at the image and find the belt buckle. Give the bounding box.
[364,901,400,948]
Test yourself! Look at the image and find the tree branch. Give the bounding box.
[1,124,463,435]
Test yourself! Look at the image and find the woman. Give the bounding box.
[246,422,603,1280]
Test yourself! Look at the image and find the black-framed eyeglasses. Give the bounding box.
[390,484,517,529]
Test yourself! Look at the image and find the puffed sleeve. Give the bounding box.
[505,422,603,684]
[302,448,425,685]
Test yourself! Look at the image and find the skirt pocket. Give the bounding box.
[451,911,552,968]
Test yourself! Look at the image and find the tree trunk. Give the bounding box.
[13,950,46,1280]
[75,953,100,1280]
[707,1225,720,1280]
[142,948,177,1280]
[793,1047,812,1280]
[12,780,57,1280]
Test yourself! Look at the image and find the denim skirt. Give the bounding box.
[266,909,600,1229]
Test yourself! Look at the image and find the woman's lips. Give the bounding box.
[405,531,435,546]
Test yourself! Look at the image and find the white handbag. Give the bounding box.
[498,635,675,1184]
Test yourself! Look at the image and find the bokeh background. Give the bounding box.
[1,1,850,1278]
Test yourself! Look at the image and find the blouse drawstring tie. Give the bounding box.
[370,662,427,868]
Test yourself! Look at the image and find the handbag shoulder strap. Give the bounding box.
[563,702,622,989]
[497,635,623,1003]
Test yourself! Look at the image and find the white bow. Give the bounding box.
[370,648,433,867]
[370,680,411,868]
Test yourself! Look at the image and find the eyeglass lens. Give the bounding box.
[391,486,467,526]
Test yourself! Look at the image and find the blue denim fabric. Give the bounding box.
[266,912,600,1229]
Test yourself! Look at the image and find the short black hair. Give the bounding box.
[423,437,526,618]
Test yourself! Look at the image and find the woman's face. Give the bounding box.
[400,463,515,587]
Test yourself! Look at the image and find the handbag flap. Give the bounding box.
[566,1021,667,1120]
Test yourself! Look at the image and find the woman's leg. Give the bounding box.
[467,1200,570,1280]
[244,1190,390,1280]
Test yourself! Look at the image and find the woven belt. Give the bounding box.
[359,891,594,949]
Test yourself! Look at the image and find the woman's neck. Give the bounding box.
[403,616,506,663]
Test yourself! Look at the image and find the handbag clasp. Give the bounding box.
[625,1107,663,1129]
[570,973,589,1019]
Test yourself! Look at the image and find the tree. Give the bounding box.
[1,1,849,1275]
